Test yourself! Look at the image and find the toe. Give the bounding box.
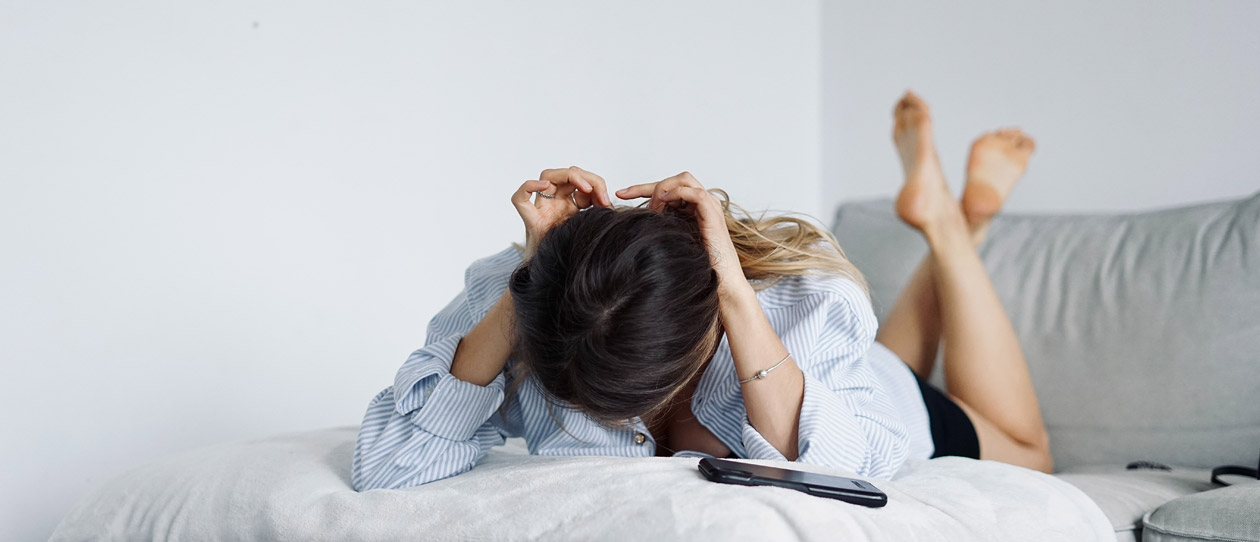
[895,98,911,115]
[974,131,1001,146]
[897,91,928,112]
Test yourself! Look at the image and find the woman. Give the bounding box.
[351,92,1051,492]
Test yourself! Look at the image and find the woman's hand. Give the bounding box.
[511,166,613,259]
[616,172,751,297]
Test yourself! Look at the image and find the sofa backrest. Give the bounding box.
[830,192,1260,470]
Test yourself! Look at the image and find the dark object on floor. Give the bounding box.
[1126,461,1172,471]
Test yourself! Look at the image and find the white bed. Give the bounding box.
[52,426,1111,541]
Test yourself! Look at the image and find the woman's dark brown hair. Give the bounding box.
[505,205,722,432]
[502,191,866,436]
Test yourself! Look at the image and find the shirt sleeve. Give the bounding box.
[351,250,520,491]
[738,278,911,479]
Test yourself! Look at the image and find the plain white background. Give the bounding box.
[1,2,1256,540]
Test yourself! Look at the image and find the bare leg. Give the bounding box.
[876,126,1036,377]
[874,258,943,379]
[882,92,1051,472]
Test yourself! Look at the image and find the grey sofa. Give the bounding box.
[831,192,1260,542]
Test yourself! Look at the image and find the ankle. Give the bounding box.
[968,220,991,247]
[919,204,969,242]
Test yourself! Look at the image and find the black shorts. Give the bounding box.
[913,374,981,459]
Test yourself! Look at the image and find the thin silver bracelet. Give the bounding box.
[739,353,792,384]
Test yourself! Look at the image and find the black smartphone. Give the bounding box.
[697,457,888,508]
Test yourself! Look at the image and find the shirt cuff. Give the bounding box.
[392,335,463,416]
[410,371,506,441]
[391,334,507,442]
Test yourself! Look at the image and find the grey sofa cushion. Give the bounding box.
[1141,482,1260,541]
[830,192,1260,470]
[1056,466,1215,542]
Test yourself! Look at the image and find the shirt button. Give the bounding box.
[633,432,646,445]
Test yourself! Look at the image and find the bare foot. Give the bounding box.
[962,129,1035,225]
[892,91,965,235]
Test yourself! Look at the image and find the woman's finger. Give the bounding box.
[568,166,613,207]
[573,188,593,209]
[615,182,658,200]
[513,179,551,218]
[618,171,704,209]
[512,180,551,205]
[656,185,721,216]
[650,172,704,211]
[536,167,613,208]
[655,184,706,203]
[539,167,592,203]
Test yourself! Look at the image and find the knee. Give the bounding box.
[1011,429,1053,473]
[1029,432,1054,473]
[1032,447,1054,473]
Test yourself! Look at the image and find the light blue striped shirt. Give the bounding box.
[352,246,931,491]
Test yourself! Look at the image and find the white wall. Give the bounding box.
[0,2,822,539]
[822,1,1260,214]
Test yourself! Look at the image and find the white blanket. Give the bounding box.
[52,427,1111,541]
